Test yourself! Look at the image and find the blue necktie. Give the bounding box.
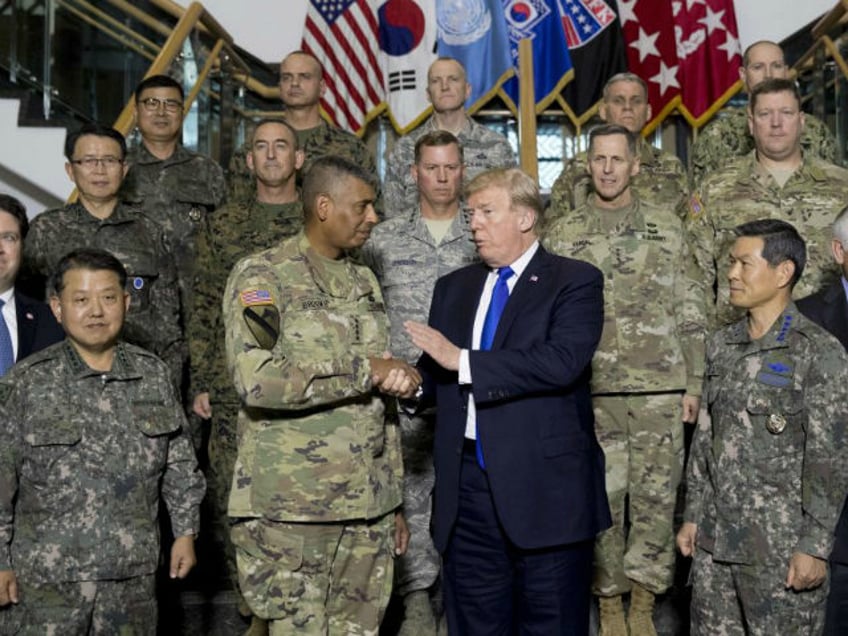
[476,266,514,468]
[0,299,14,376]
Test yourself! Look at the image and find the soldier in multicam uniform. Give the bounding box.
[0,248,205,634]
[677,219,848,634]
[548,72,688,225]
[687,78,848,330]
[188,118,304,636]
[22,124,184,387]
[382,57,515,218]
[690,40,838,188]
[360,131,478,635]
[120,74,226,318]
[223,155,418,635]
[545,125,705,636]
[228,51,377,204]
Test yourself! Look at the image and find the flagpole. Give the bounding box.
[517,38,538,183]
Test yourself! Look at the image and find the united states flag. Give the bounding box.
[302,0,384,133]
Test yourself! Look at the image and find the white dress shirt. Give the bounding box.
[0,287,18,361]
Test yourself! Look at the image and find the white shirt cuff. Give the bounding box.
[459,349,471,384]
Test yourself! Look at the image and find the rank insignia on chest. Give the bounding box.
[240,289,274,307]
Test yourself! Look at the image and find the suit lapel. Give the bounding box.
[459,266,489,348]
[15,293,36,361]
[491,247,549,350]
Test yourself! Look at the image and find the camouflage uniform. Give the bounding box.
[223,231,402,635]
[121,142,226,315]
[0,340,204,634]
[545,194,705,596]
[687,152,848,329]
[228,120,377,203]
[684,304,848,634]
[188,197,303,600]
[382,115,516,218]
[548,139,688,224]
[23,202,184,386]
[360,208,478,598]
[690,106,838,187]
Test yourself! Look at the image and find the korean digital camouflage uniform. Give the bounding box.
[548,139,688,224]
[545,194,705,597]
[23,202,184,386]
[687,152,848,329]
[227,120,377,203]
[121,142,226,315]
[690,106,838,187]
[223,230,402,635]
[188,197,303,601]
[360,208,478,601]
[382,116,516,218]
[684,305,848,634]
[0,340,205,634]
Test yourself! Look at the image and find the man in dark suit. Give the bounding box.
[797,204,848,636]
[405,168,611,634]
[0,194,64,375]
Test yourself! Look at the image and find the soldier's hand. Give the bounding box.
[192,392,212,419]
[0,570,19,605]
[370,356,421,398]
[393,511,410,557]
[785,551,827,591]
[169,535,197,579]
[404,321,460,371]
[676,522,698,557]
[682,394,700,424]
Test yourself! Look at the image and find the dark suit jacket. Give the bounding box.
[797,281,848,564]
[15,291,64,362]
[425,246,612,552]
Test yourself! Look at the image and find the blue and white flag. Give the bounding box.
[435,0,514,113]
[501,0,574,113]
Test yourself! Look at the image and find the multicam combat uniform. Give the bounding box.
[23,202,184,385]
[188,197,303,601]
[360,208,477,601]
[545,194,705,596]
[684,305,848,634]
[687,152,848,329]
[690,106,838,187]
[382,116,515,218]
[223,231,402,635]
[548,139,688,223]
[121,143,226,314]
[227,120,376,203]
[0,340,204,634]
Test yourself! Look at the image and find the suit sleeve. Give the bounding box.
[467,264,603,403]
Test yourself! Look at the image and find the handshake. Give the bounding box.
[369,354,422,399]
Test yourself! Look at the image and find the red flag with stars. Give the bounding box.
[619,0,681,135]
[674,0,743,128]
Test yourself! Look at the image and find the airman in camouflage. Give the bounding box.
[548,72,688,225]
[382,57,515,218]
[690,40,838,188]
[120,75,227,317]
[0,248,204,634]
[677,220,848,635]
[223,156,417,635]
[545,125,705,636]
[227,51,376,204]
[360,131,478,635]
[22,124,184,387]
[687,79,848,330]
[188,119,304,633]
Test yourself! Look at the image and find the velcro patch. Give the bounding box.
[240,289,274,307]
[243,306,280,350]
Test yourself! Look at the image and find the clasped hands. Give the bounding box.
[370,353,421,398]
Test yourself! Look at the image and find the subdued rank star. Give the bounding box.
[716,30,741,61]
[630,26,661,63]
[651,60,680,95]
[699,5,726,35]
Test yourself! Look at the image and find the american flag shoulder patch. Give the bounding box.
[239,289,274,307]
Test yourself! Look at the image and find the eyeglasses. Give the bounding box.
[139,97,183,113]
[70,156,124,170]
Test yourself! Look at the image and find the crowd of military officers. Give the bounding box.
[0,38,848,636]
